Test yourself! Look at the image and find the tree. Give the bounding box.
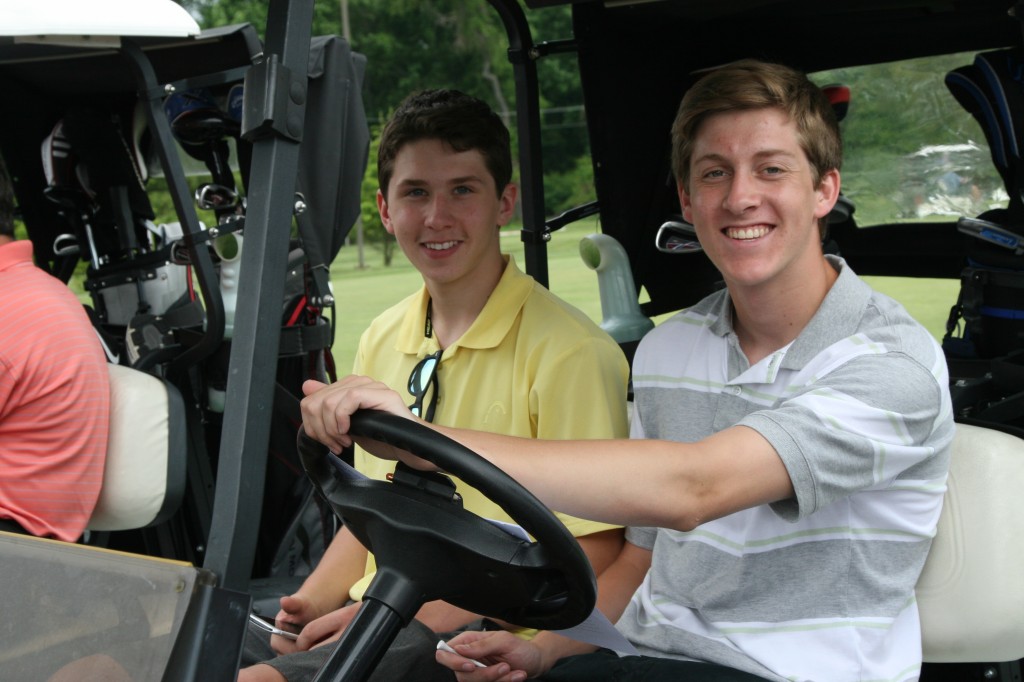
[359,123,397,266]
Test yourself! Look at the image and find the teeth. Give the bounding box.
[425,241,458,250]
[727,226,770,240]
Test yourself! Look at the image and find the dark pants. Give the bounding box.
[541,649,770,682]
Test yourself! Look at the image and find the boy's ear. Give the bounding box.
[813,169,841,220]
[377,189,396,235]
[497,182,518,227]
[678,181,694,224]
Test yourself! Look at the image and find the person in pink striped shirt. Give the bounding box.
[0,158,109,541]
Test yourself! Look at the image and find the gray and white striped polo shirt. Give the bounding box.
[619,256,954,682]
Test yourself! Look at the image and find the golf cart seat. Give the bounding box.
[86,364,187,532]
[917,421,1024,665]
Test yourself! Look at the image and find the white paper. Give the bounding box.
[552,608,638,655]
[484,517,531,542]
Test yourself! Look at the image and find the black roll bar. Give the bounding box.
[486,0,551,287]
[120,41,227,375]
[200,0,316,591]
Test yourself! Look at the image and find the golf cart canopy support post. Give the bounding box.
[201,0,316,592]
[487,0,551,287]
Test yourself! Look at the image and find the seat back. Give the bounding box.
[86,364,187,531]
[917,421,1024,663]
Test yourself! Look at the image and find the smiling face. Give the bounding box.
[680,107,839,296]
[378,138,517,296]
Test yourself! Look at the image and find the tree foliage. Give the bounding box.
[359,122,397,265]
[815,52,1004,223]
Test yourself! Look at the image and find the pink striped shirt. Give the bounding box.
[0,240,109,540]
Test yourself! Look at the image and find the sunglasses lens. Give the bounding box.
[409,356,438,395]
[408,352,441,421]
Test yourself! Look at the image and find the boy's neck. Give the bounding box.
[731,254,838,366]
[426,256,507,348]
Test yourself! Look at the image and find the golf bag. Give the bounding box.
[942,47,1024,425]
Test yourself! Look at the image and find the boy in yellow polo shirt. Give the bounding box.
[239,89,629,682]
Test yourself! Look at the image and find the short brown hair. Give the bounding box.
[671,59,842,195]
[377,89,512,200]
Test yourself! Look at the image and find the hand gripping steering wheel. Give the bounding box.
[298,410,597,682]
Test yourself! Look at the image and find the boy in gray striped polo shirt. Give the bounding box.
[305,59,954,682]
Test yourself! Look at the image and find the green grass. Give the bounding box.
[326,220,961,373]
[860,276,959,342]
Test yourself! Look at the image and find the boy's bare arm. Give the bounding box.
[301,376,793,534]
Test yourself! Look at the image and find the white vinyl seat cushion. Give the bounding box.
[917,421,1024,663]
[87,364,186,531]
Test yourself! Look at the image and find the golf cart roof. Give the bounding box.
[0,0,200,44]
[523,0,1017,68]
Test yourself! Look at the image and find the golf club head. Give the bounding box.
[655,219,702,254]
[194,183,240,212]
[52,233,81,257]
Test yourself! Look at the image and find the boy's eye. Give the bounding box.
[453,185,473,195]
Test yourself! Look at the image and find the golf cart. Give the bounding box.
[2,0,1024,680]
[0,1,598,680]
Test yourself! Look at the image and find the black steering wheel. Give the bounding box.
[298,410,597,682]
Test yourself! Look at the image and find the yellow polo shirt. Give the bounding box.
[350,255,629,601]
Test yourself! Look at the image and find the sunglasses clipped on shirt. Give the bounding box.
[408,350,442,423]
